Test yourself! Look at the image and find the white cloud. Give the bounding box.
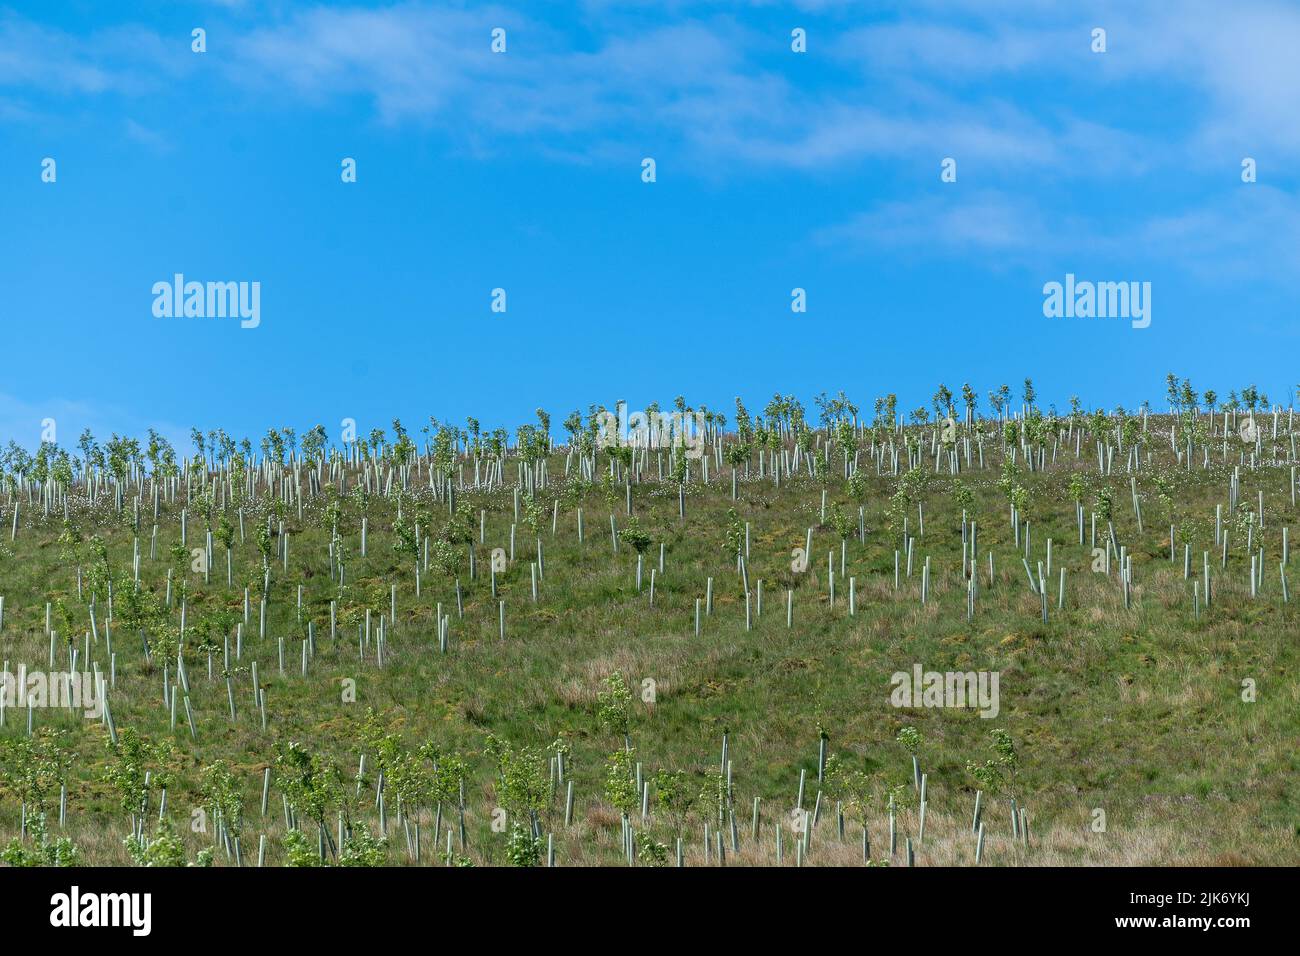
[816,184,1300,286]
[219,3,1127,174]
[0,16,124,94]
[7,0,1300,173]
[814,191,1050,258]
[0,393,190,455]
[2,0,1296,294]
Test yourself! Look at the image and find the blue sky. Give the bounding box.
[1,0,1297,452]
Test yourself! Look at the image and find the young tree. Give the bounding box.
[275,741,346,861]
[597,672,634,750]
[653,769,696,837]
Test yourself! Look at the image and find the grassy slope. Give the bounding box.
[0,415,1297,866]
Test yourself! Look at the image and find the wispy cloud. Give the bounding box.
[228,6,791,154]
[0,15,127,94]
[814,191,1051,260]
[4,0,1297,299]
[224,0,1298,182]
[214,2,1136,180]
[0,13,186,97]
[9,1,1300,172]
[831,0,1300,164]
[231,3,513,121]
[0,392,191,455]
[817,184,1300,286]
[1130,186,1300,278]
[123,118,173,151]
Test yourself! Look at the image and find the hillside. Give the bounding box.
[0,394,1296,866]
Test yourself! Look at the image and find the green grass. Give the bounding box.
[0,413,1297,866]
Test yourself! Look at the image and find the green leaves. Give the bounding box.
[428,536,460,578]
[515,424,548,467]
[951,479,975,513]
[102,729,179,819]
[724,443,750,469]
[275,741,344,831]
[835,420,858,459]
[199,760,245,839]
[282,827,319,867]
[505,823,542,866]
[829,502,854,541]
[847,468,869,501]
[998,458,1021,502]
[486,734,549,820]
[603,748,638,817]
[1,813,78,867]
[697,768,730,821]
[722,508,743,557]
[0,729,73,814]
[1010,484,1030,518]
[215,513,236,552]
[520,494,546,536]
[896,726,922,755]
[653,769,694,834]
[1095,485,1114,522]
[390,513,418,565]
[823,754,872,822]
[888,466,929,533]
[596,672,633,740]
[618,516,652,554]
[965,729,1020,796]
[635,831,669,866]
[255,523,274,565]
[338,827,389,866]
[125,819,188,867]
[417,742,469,808]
